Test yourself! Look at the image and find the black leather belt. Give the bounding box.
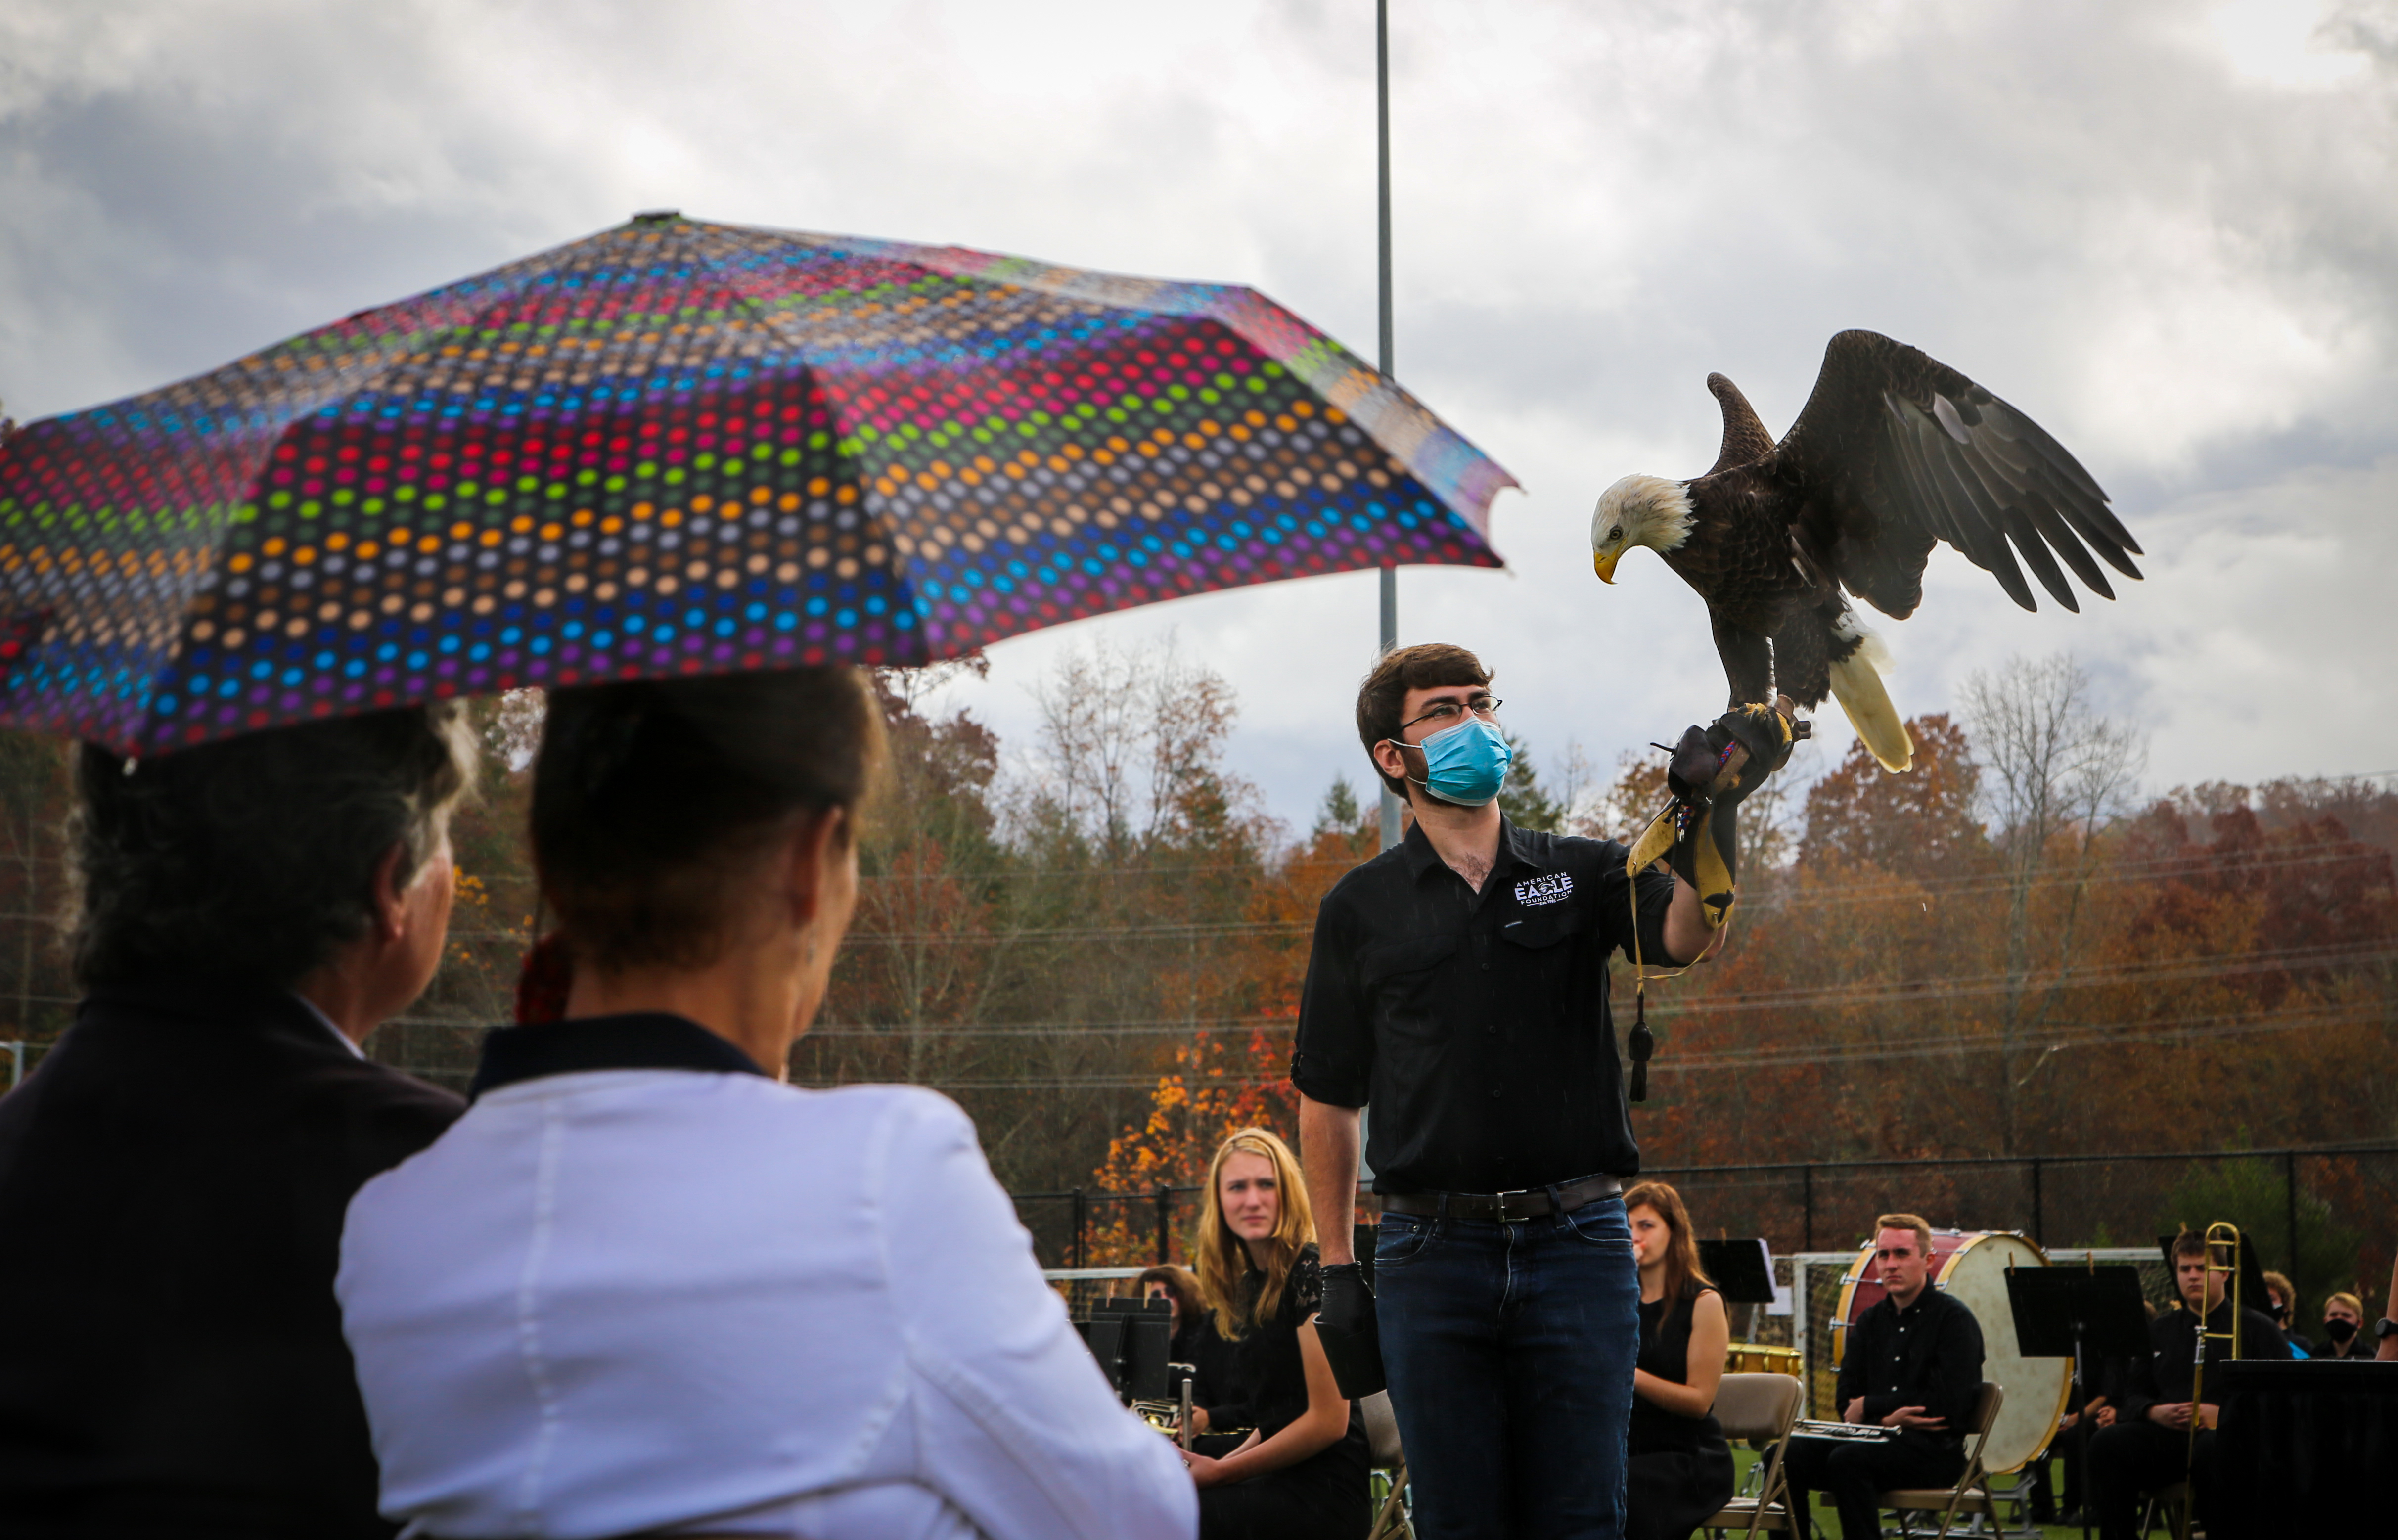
[1381,1173,1624,1223]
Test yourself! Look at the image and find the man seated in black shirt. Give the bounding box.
[1784,1214,1985,1540]
[2087,1229,2292,1540]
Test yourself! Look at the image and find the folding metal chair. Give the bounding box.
[1877,1380,2004,1540]
[1361,1389,1412,1540]
[2139,1480,2189,1537]
[1700,1372,1806,1538]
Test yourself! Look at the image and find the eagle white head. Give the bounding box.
[1589,474,1695,584]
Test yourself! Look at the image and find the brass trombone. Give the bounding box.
[2178,1221,2242,1540]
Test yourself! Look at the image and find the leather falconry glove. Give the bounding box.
[1619,702,1797,1103]
[1628,700,1799,932]
[1312,1263,1386,1399]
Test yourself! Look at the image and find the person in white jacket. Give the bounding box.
[337,668,1195,1540]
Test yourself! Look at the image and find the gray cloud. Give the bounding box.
[2,0,2393,823]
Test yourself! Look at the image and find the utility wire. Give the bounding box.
[751,999,2394,1091]
[1636,940,2398,1018]
[46,937,2398,1040]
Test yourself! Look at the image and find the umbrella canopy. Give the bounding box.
[0,214,1515,755]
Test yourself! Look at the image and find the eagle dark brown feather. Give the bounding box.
[1772,330,2141,615]
[1704,374,1776,475]
[1592,330,2139,769]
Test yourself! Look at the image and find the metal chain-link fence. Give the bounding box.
[1011,1142,2398,1360]
[1640,1143,2394,1324]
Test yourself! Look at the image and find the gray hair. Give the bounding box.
[71,704,479,991]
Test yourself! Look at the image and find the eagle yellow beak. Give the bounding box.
[1593,549,1620,584]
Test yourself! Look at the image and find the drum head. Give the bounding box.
[1937,1233,2070,1473]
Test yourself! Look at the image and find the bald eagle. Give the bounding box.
[1591,329,2139,772]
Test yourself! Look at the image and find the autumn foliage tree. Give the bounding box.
[1,637,2379,1297]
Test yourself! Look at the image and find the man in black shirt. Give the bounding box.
[1782,1215,1984,1540]
[2086,1230,2291,1540]
[1294,643,1748,1540]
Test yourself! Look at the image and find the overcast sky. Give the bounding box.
[4,0,2394,832]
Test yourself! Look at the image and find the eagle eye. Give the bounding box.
[1608,525,1623,542]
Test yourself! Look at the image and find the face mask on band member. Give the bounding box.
[1392,716,1514,807]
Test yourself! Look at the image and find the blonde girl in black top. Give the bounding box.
[1184,1127,1369,1540]
[1624,1180,1735,1540]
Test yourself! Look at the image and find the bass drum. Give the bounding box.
[1832,1230,2070,1475]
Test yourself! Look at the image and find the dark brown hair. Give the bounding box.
[1134,1264,1205,1323]
[533,669,884,973]
[1354,642,1493,799]
[71,705,476,991]
[1625,1180,1713,1305]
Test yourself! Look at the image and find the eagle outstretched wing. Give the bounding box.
[1768,330,2142,618]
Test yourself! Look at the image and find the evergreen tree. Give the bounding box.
[1497,732,1564,832]
[1314,775,1360,836]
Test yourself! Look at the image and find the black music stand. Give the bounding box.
[1699,1238,1775,1303]
[1699,1238,1776,1339]
[1084,1296,1174,1403]
[2007,1266,2149,1540]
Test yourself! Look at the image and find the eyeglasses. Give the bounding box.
[1398,695,1503,733]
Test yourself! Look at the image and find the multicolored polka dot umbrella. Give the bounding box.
[0,214,1516,754]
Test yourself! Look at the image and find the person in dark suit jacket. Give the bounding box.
[0,706,476,1539]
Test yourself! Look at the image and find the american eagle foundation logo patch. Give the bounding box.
[1513,872,1573,907]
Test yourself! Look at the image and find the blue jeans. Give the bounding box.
[1374,1196,1639,1540]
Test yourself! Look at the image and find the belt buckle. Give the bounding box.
[1494,1188,1536,1223]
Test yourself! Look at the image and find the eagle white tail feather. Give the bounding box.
[1827,645,1913,773]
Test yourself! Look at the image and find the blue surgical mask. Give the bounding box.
[1401,717,1513,807]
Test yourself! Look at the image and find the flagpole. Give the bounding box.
[1376,0,1402,853]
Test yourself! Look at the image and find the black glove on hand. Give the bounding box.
[1633,703,1797,932]
[1312,1262,1386,1399]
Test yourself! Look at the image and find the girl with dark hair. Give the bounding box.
[1623,1179,1735,1540]
[1183,1127,1368,1540]
[338,670,1192,1540]
[1136,1263,1208,1336]
[1136,1264,1242,1430]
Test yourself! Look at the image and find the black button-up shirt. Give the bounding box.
[2116,1299,2292,1422]
[1835,1286,1986,1449]
[1289,817,1675,1194]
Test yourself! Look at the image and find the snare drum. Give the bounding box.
[1726,1343,1804,1378]
[1833,1229,2070,1474]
